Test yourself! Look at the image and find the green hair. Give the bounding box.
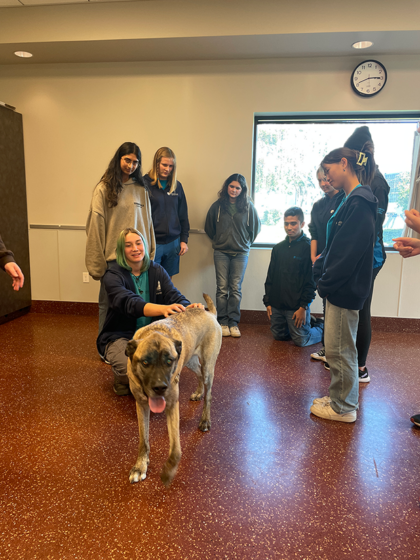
[116,228,150,274]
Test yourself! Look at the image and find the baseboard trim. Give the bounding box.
[240,310,420,333]
[28,302,420,333]
[0,306,31,326]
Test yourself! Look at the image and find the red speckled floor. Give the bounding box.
[1,313,420,559]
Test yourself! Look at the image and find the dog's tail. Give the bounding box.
[203,293,217,315]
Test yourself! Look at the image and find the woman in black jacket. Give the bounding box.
[97,227,202,395]
[311,143,377,423]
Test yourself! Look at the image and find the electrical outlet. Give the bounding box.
[83,272,89,283]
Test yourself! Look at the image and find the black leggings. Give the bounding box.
[356,266,381,368]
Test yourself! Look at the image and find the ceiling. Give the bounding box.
[0,0,153,5]
[1,0,420,64]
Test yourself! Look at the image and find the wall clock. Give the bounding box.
[351,60,387,97]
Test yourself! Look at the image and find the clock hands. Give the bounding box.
[358,76,382,84]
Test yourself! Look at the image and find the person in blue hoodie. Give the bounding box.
[311,142,377,423]
[143,147,190,278]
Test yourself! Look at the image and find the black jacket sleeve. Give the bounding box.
[263,247,277,307]
[371,173,390,239]
[308,205,319,241]
[177,182,190,244]
[299,252,317,308]
[0,234,15,270]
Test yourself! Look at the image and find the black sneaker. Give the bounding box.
[324,362,330,371]
[311,347,327,362]
[359,367,370,383]
[410,414,420,427]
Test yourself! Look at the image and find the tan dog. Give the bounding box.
[125,294,222,486]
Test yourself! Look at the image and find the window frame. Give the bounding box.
[251,111,420,250]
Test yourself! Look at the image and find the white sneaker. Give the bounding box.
[230,326,241,338]
[310,401,357,423]
[221,325,230,337]
[310,347,327,362]
[313,395,331,405]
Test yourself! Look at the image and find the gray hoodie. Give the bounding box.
[85,178,156,279]
[205,200,261,254]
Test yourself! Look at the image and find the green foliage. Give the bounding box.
[395,172,411,211]
[262,209,281,226]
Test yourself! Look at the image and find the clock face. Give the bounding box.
[351,60,387,97]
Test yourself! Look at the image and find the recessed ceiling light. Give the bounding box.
[352,41,373,49]
[14,51,33,58]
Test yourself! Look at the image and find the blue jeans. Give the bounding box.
[324,300,360,414]
[155,237,180,277]
[214,250,248,327]
[270,307,323,347]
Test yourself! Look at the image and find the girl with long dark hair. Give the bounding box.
[86,142,156,338]
[205,173,261,338]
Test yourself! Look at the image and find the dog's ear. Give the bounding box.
[125,339,139,360]
[173,339,182,357]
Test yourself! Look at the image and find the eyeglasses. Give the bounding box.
[122,157,139,167]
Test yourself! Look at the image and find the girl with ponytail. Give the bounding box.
[310,142,377,424]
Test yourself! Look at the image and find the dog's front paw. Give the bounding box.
[129,466,147,484]
[198,419,211,432]
[190,390,204,401]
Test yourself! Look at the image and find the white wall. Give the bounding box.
[1,55,419,317]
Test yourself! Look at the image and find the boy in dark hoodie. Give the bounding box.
[263,207,323,347]
[311,143,377,423]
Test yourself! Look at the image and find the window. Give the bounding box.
[252,113,420,248]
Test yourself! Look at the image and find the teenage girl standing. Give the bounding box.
[86,142,156,337]
[143,147,189,278]
[311,143,377,423]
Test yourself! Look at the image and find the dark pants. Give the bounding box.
[356,266,381,368]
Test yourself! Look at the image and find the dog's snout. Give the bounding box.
[152,385,168,396]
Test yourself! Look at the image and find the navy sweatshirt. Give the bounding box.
[263,233,316,311]
[314,185,377,311]
[97,261,190,356]
[144,174,190,245]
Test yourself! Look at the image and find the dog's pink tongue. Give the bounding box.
[149,397,166,413]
